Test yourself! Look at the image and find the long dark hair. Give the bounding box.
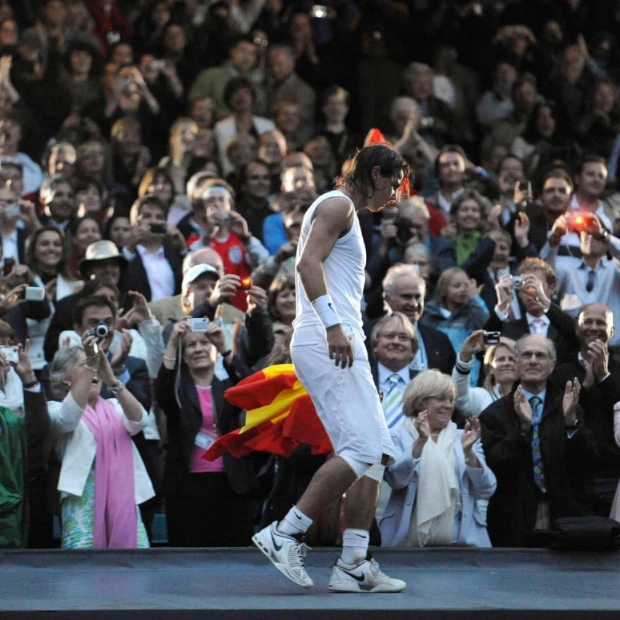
[335,144,408,200]
[26,226,68,278]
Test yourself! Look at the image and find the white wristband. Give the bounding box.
[312,295,341,329]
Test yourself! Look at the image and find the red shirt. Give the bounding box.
[211,233,250,311]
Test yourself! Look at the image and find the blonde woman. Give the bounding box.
[452,331,517,418]
[381,370,496,547]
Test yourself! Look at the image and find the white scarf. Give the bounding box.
[404,417,461,547]
[0,367,25,412]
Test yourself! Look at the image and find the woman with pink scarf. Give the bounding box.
[47,332,154,549]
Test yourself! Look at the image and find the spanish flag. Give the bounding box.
[203,364,332,461]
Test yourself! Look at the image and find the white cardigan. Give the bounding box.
[48,393,155,504]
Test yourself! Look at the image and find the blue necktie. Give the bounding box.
[529,396,546,493]
[383,374,404,428]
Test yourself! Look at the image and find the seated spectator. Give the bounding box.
[122,195,183,302]
[223,133,258,191]
[62,40,104,115]
[475,62,517,130]
[48,340,154,549]
[258,273,295,365]
[214,76,275,176]
[303,136,336,195]
[381,370,496,547]
[421,267,489,386]
[402,243,433,291]
[370,313,419,430]
[156,318,259,547]
[480,335,597,547]
[453,332,518,418]
[0,325,49,548]
[106,214,131,250]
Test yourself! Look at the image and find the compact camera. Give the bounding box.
[0,347,18,363]
[25,286,45,301]
[89,321,110,340]
[239,277,253,291]
[482,331,501,345]
[567,212,598,233]
[509,276,524,289]
[188,318,209,332]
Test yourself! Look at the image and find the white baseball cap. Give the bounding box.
[182,264,221,290]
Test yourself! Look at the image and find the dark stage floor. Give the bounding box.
[1,547,620,619]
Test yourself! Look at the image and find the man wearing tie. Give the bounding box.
[480,334,597,547]
[369,313,418,430]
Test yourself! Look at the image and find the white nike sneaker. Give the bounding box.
[252,522,314,589]
[328,556,407,593]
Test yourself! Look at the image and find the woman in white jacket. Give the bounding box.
[381,370,496,548]
[48,334,154,549]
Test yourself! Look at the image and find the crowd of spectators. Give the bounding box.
[1,0,620,551]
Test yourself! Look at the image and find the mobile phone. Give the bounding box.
[149,223,167,234]
[0,347,18,363]
[2,257,15,276]
[150,59,166,71]
[311,4,327,18]
[482,331,501,345]
[25,286,45,301]
[239,277,253,290]
[517,181,532,211]
[188,317,209,332]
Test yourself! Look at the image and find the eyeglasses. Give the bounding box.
[379,332,411,342]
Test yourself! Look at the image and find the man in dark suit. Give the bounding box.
[364,264,456,375]
[37,175,76,232]
[369,313,419,430]
[122,196,183,302]
[552,303,620,517]
[483,257,578,365]
[480,334,597,547]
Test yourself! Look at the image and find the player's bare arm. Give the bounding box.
[297,197,355,368]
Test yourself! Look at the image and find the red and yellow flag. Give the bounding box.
[203,364,332,461]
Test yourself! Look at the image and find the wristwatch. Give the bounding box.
[108,380,125,395]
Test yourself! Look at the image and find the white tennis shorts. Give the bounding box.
[291,322,395,466]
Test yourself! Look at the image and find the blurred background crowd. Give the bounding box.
[1,0,620,551]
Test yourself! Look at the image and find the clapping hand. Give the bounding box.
[562,378,581,427]
[514,385,533,433]
[514,212,530,248]
[462,417,482,466]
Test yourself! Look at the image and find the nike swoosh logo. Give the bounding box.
[328,303,335,313]
[355,533,367,538]
[344,570,366,583]
[271,529,283,552]
[295,514,303,520]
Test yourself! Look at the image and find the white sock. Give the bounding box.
[341,528,369,565]
[277,506,313,537]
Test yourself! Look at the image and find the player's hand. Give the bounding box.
[326,324,353,368]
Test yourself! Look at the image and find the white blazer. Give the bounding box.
[215,115,275,175]
[48,392,155,505]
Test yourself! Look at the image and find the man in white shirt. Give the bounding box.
[122,196,183,302]
[541,156,613,258]
[545,214,620,348]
